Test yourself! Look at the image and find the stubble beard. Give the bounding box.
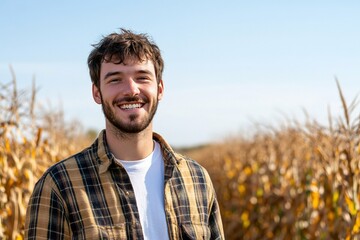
[100,93,159,137]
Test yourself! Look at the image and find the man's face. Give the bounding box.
[92,59,164,134]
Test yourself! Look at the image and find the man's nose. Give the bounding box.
[124,79,140,96]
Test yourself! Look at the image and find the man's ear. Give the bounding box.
[92,84,102,104]
[157,79,164,100]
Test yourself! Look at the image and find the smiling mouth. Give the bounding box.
[119,103,144,110]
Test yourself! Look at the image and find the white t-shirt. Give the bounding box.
[115,142,169,240]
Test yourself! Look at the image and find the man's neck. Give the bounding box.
[105,125,154,161]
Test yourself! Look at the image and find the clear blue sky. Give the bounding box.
[1,1,359,146]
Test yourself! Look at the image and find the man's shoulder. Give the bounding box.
[175,153,201,166]
[37,145,95,183]
[174,152,209,174]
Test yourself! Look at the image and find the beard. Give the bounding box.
[100,94,159,134]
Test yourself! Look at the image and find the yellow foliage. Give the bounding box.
[244,166,252,176]
[241,211,250,228]
[226,169,236,179]
[345,193,357,216]
[238,184,246,195]
[311,191,320,209]
[1,79,94,239]
[352,212,360,234]
[184,88,360,239]
[333,191,339,204]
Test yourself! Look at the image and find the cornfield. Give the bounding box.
[184,81,360,239]
[0,69,94,239]
[1,70,360,240]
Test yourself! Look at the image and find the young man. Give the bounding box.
[25,29,224,240]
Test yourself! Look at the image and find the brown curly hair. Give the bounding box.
[87,28,164,88]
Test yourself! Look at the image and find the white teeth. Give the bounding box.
[120,103,142,109]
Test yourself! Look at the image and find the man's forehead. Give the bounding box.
[100,59,156,78]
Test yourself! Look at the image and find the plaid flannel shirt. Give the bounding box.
[25,130,224,240]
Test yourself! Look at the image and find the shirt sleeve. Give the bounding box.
[205,171,225,240]
[25,175,70,240]
[209,194,225,240]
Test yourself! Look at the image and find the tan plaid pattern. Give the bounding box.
[25,130,224,239]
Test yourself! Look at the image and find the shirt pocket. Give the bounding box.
[74,224,127,240]
[181,223,210,240]
[103,224,127,240]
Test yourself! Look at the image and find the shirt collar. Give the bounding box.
[96,130,182,174]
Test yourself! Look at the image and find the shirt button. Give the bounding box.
[125,191,130,195]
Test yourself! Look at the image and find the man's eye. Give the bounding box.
[138,76,150,81]
[109,79,120,83]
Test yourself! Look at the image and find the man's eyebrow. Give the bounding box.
[137,69,153,75]
[104,71,122,80]
[103,69,154,80]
